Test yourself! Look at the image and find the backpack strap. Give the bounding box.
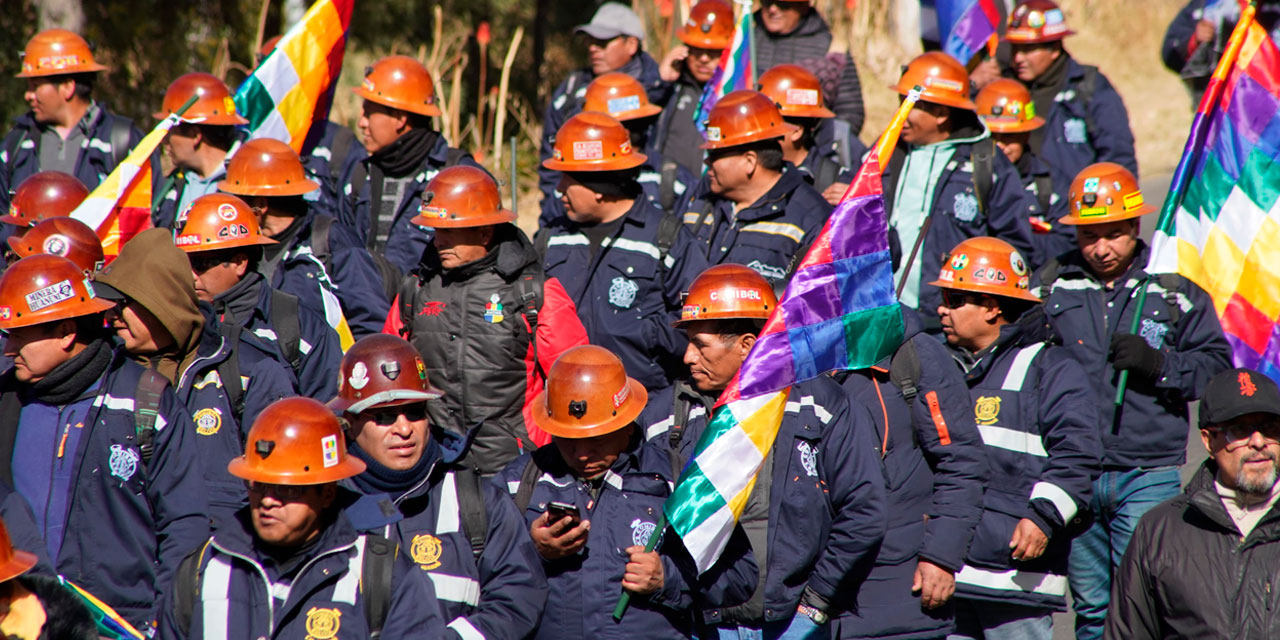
[831,119,854,169]
[328,128,354,182]
[513,455,542,512]
[361,534,396,640]
[310,214,335,269]
[655,213,681,265]
[269,289,304,374]
[814,154,841,193]
[1033,174,1053,215]
[533,229,550,259]
[1074,65,1101,142]
[670,393,691,451]
[444,147,468,168]
[1036,256,1062,296]
[888,338,922,407]
[3,130,29,171]
[216,323,246,418]
[1156,273,1184,326]
[453,467,489,558]
[134,369,168,464]
[970,138,996,217]
[659,159,679,212]
[108,117,133,168]
[516,272,547,382]
[174,538,214,634]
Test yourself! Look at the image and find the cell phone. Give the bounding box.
[546,501,581,523]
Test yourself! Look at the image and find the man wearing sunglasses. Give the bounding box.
[537,2,669,223]
[1108,367,1280,639]
[157,396,446,639]
[332,334,547,640]
[654,0,734,177]
[930,236,1101,640]
[174,192,342,402]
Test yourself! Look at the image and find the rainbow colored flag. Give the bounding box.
[666,91,916,572]
[938,0,1000,66]
[1147,4,1280,380]
[234,0,353,152]
[70,114,174,259]
[693,0,753,135]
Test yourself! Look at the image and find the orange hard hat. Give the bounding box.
[1060,162,1156,226]
[259,35,283,60]
[533,345,648,439]
[174,193,276,253]
[16,29,106,78]
[893,52,975,111]
[677,0,735,50]
[1005,0,1074,44]
[1,171,89,228]
[0,254,115,330]
[228,397,367,485]
[583,73,663,122]
[352,55,442,117]
[412,166,516,228]
[758,64,835,119]
[329,334,443,415]
[7,217,105,276]
[975,78,1044,133]
[674,263,778,327]
[218,138,319,197]
[542,111,648,172]
[0,518,37,584]
[152,72,249,126]
[928,236,1039,302]
[700,90,799,150]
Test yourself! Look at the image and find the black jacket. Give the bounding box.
[1106,461,1280,639]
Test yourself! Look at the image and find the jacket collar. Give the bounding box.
[212,498,362,561]
[419,223,539,281]
[1056,241,1152,283]
[1183,460,1280,543]
[729,164,807,221]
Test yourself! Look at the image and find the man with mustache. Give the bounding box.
[1107,367,1280,639]
[1030,162,1231,640]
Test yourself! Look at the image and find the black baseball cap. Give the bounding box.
[1199,367,1280,428]
[89,280,127,302]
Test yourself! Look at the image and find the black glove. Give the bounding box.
[1109,333,1165,381]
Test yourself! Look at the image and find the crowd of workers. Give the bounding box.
[0,0,1272,639]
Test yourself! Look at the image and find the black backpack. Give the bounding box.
[173,533,398,638]
[309,213,403,304]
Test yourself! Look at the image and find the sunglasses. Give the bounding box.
[1211,423,1280,451]
[189,253,232,273]
[365,403,429,426]
[940,290,983,309]
[247,481,312,501]
[688,46,721,60]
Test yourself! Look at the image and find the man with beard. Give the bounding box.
[1108,367,1280,639]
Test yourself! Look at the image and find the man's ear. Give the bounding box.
[57,319,79,352]
[232,253,251,278]
[737,333,757,358]
[981,297,1002,324]
[57,79,77,102]
[623,37,640,58]
[1200,428,1215,454]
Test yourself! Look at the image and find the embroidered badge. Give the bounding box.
[953,192,979,222]
[194,408,222,436]
[1064,118,1087,144]
[746,260,787,282]
[797,441,819,478]
[630,518,657,547]
[484,293,505,323]
[305,607,341,640]
[418,301,447,317]
[108,444,139,481]
[608,276,639,309]
[25,279,74,312]
[42,233,69,256]
[1240,371,1258,397]
[1139,318,1168,350]
[349,362,370,390]
[974,396,1001,426]
[411,533,444,570]
[321,435,339,468]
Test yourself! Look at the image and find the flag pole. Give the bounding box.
[1112,2,1254,412]
[741,0,757,86]
[148,94,200,212]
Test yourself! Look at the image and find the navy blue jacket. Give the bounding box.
[794,118,868,195]
[1017,152,1074,263]
[1033,58,1138,197]
[540,197,709,392]
[267,212,391,340]
[0,106,142,214]
[834,311,988,639]
[1031,244,1232,468]
[156,507,446,639]
[537,52,670,209]
[949,321,1102,611]
[338,134,485,273]
[642,377,887,624]
[681,166,831,285]
[497,434,756,640]
[539,148,697,227]
[343,428,547,640]
[882,134,1038,321]
[302,121,369,218]
[1,349,210,629]
[212,274,342,401]
[177,311,298,526]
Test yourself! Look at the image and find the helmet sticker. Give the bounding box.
[1083,177,1100,193]
[321,435,339,468]
[349,362,370,390]
[607,95,642,114]
[25,279,74,312]
[573,140,603,160]
[785,88,819,106]
[42,233,69,256]
[216,203,238,222]
[1123,191,1145,212]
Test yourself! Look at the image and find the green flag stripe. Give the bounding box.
[666,464,730,535]
[235,75,276,131]
[842,305,906,370]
